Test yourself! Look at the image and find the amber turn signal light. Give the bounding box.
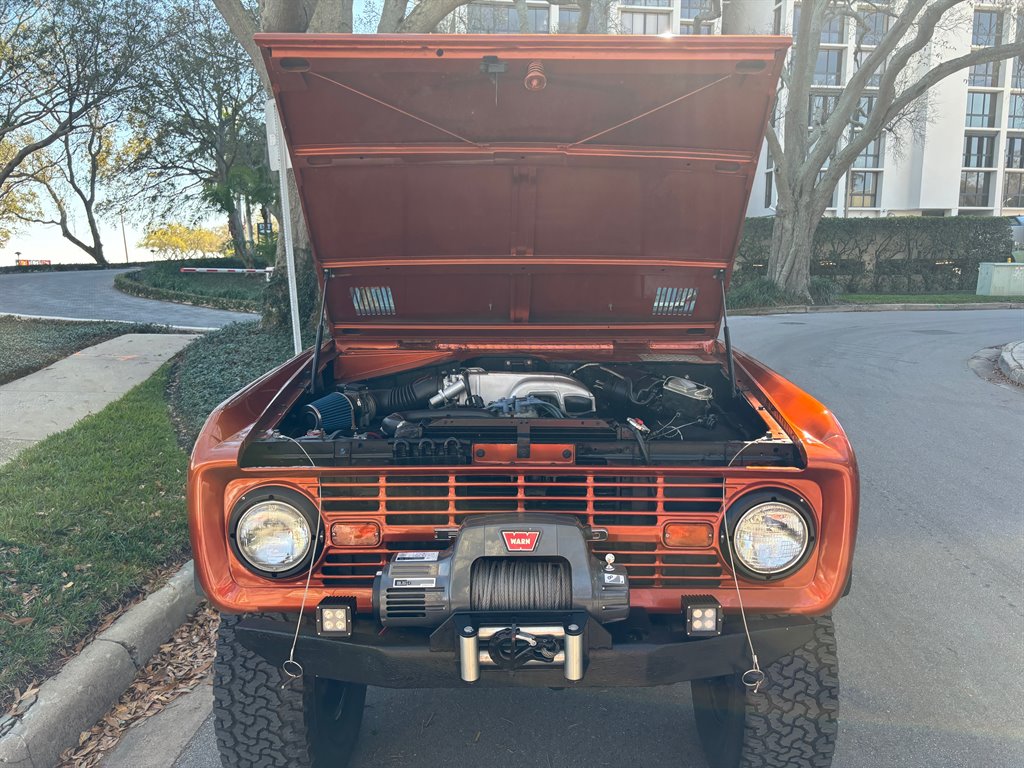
[663,522,714,548]
[330,521,381,547]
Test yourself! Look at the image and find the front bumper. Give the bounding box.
[235,613,815,688]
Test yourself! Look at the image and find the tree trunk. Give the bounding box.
[244,195,255,252]
[513,0,530,32]
[227,204,251,267]
[766,201,818,302]
[377,0,407,32]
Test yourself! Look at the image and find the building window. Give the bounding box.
[1010,94,1024,129]
[959,170,993,207]
[820,12,844,43]
[857,11,889,46]
[558,6,580,32]
[853,136,882,169]
[808,92,839,125]
[773,4,782,35]
[792,5,844,43]
[1005,172,1024,208]
[528,6,549,32]
[972,10,1003,47]
[968,60,1000,88]
[854,50,883,88]
[678,0,712,33]
[764,170,774,208]
[679,21,712,33]
[848,171,880,207]
[854,94,876,125]
[963,134,996,168]
[965,92,997,128]
[620,10,670,34]
[466,3,549,33]
[813,49,843,86]
[1007,135,1024,169]
[817,170,838,208]
[1013,58,1024,89]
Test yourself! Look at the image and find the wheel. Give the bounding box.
[691,614,840,768]
[213,613,367,768]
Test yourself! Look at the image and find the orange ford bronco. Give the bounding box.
[189,34,857,768]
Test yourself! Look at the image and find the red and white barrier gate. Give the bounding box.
[180,267,274,281]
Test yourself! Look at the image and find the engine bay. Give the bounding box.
[243,357,799,468]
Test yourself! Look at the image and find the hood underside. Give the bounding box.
[257,34,789,342]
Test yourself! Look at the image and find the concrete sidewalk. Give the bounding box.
[0,333,197,465]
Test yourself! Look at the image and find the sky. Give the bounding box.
[0,2,346,267]
[0,0,385,269]
[1,218,156,268]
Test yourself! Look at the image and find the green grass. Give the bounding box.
[0,317,167,385]
[0,366,189,707]
[116,259,266,311]
[840,292,1024,304]
[170,321,296,447]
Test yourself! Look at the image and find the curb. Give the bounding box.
[732,302,1024,316]
[0,312,221,333]
[0,563,200,768]
[998,340,1024,385]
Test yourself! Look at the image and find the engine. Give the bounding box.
[300,364,716,437]
[427,369,596,417]
[251,356,791,470]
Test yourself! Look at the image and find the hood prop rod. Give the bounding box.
[308,269,331,396]
[715,269,738,399]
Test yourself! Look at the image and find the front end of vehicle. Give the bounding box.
[191,33,855,768]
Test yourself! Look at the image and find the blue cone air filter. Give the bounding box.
[303,392,356,433]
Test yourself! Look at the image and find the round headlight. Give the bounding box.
[235,499,312,574]
[732,500,810,576]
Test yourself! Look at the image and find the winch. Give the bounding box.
[371,514,629,681]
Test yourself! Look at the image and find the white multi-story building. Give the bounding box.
[454,1,1024,218]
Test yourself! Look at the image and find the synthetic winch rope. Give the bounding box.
[726,437,773,693]
[470,558,572,612]
[279,435,322,686]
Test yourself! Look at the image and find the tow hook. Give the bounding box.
[459,622,585,683]
[487,627,560,670]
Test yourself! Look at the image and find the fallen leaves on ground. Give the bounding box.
[57,605,219,768]
[1,558,188,715]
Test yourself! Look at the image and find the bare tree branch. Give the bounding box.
[377,0,408,33]
[398,0,468,33]
[692,0,721,34]
[211,0,270,91]
[512,0,530,33]
[765,125,789,200]
[309,0,353,32]
[576,0,592,34]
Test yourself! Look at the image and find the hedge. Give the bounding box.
[169,321,296,447]
[736,216,1014,294]
[114,257,265,312]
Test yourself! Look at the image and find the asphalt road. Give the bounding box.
[130,308,1024,768]
[0,268,257,328]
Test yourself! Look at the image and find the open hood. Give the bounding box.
[257,34,789,344]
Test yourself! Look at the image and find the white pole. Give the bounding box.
[273,105,303,355]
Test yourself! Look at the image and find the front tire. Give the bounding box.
[213,613,367,768]
[691,614,840,768]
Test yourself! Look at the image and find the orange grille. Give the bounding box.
[316,472,726,589]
